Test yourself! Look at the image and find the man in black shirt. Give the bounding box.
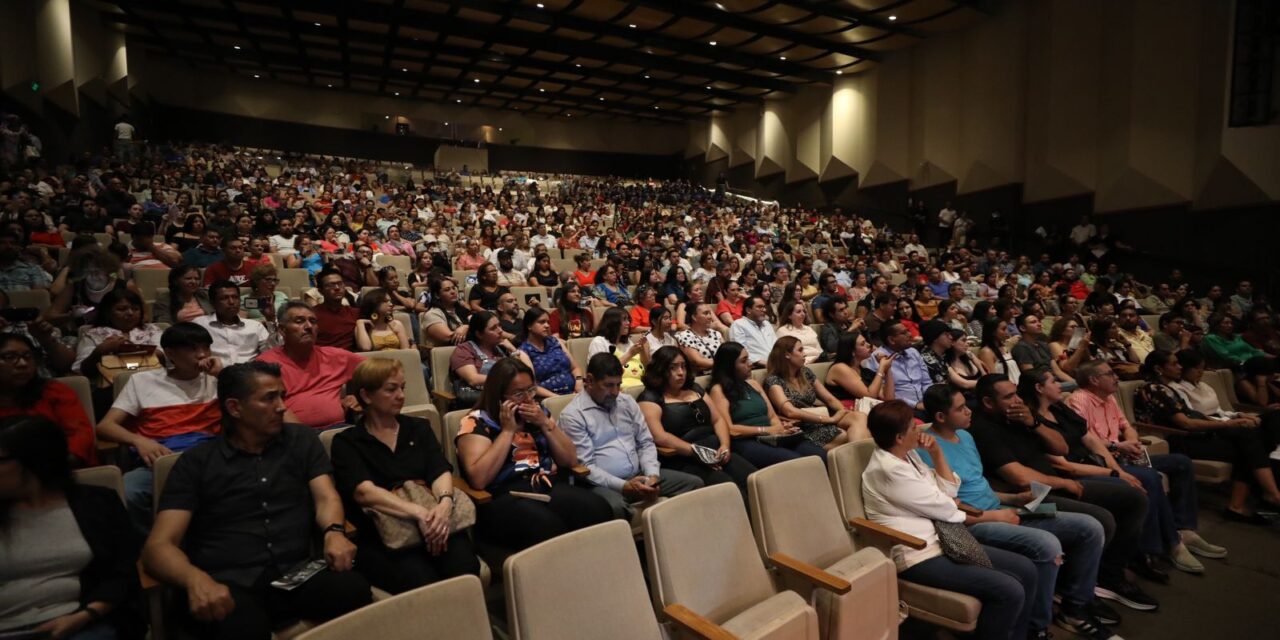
[967,374,1158,613]
[143,362,371,639]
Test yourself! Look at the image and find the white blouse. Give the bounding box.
[861,447,964,571]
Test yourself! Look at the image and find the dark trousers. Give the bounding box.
[662,429,760,498]
[1172,426,1272,482]
[354,533,480,595]
[1127,454,1197,555]
[474,476,613,551]
[899,546,1037,640]
[1046,477,1147,585]
[185,568,371,640]
[732,438,827,469]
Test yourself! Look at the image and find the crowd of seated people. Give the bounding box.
[1,139,1278,639]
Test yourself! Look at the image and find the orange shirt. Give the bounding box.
[0,381,96,466]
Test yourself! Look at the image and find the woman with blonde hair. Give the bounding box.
[241,263,289,323]
[330,358,480,593]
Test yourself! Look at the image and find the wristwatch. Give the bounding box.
[322,523,346,536]
[1109,469,1120,478]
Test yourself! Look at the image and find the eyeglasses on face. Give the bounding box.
[0,351,36,364]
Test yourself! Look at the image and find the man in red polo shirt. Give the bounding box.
[312,268,359,350]
[256,302,363,429]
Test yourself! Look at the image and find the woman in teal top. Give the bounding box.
[706,341,826,467]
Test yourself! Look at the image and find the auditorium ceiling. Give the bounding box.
[99,0,988,123]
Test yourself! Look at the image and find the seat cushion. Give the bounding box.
[721,591,818,640]
[898,579,980,633]
[815,549,898,640]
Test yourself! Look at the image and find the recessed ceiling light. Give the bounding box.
[599,97,604,101]
[384,115,390,119]
[233,45,241,50]
[536,3,544,8]
[780,56,787,60]
[575,63,581,67]
[706,86,711,89]
[654,106,659,109]
[474,78,480,83]
[402,68,408,72]
[394,92,399,96]
[567,113,572,117]
[644,75,650,79]
[629,24,637,28]
[327,83,333,87]
[539,88,546,92]
[444,122,448,125]
[888,15,897,21]
[835,70,842,75]
[253,74,260,78]
[456,99,462,103]
[709,41,717,46]
[313,22,321,26]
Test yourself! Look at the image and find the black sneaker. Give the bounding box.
[1088,599,1122,626]
[1128,554,1170,584]
[1055,609,1123,640]
[1095,580,1159,611]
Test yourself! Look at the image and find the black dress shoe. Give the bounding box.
[1129,554,1170,584]
[1221,508,1272,526]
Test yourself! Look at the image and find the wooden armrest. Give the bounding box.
[453,473,492,504]
[656,446,678,456]
[956,502,984,517]
[663,604,738,640]
[570,464,590,477]
[1235,402,1267,414]
[1132,421,1187,436]
[138,560,160,591]
[768,552,851,595]
[344,520,358,539]
[97,441,119,451]
[431,389,456,402]
[850,517,927,550]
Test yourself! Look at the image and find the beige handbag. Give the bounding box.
[96,348,161,388]
[364,480,476,550]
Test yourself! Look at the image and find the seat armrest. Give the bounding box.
[1133,421,1187,436]
[663,604,738,640]
[850,517,927,550]
[570,464,590,477]
[956,503,984,517]
[453,473,492,504]
[430,389,456,402]
[768,552,852,595]
[656,446,678,456]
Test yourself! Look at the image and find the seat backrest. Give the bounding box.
[807,361,833,385]
[430,345,457,396]
[152,452,182,513]
[509,286,547,311]
[297,575,492,640]
[364,348,432,412]
[1202,369,1237,413]
[564,338,593,373]
[54,375,96,423]
[443,409,472,468]
[642,483,778,624]
[373,254,412,275]
[133,268,171,303]
[1115,380,1144,424]
[826,440,877,530]
[319,426,352,458]
[543,394,575,421]
[72,464,124,500]
[278,268,313,294]
[750,368,767,383]
[505,520,661,640]
[749,457,854,574]
[5,288,51,311]
[112,369,136,400]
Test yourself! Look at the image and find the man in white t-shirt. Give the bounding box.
[1069,215,1097,247]
[113,118,136,161]
[937,202,957,246]
[269,217,299,256]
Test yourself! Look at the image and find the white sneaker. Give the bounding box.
[1170,543,1204,574]
[1269,445,1280,461]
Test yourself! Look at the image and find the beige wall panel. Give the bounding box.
[956,1,1026,193]
[823,74,863,182]
[866,53,912,187]
[756,100,789,178]
[434,146,489,173]
[728,106,758,168]
[707,113,731,163]
[1124,0,1198,202]
[908,41,961,188]
[36,0,77,116]
[685,118,709,159]
[787,86,825,183]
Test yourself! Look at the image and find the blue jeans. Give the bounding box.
[124,466,154,538]
[899,546,1037,640]
[731,438,826,468]
[972,511,1105,630]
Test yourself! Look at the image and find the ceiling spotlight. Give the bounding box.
[539,88,546,92]
[888,15,897,21]
[629,24,637,28]
[327,83,333,87]
[384,115,390,119]
[654,106,659,109]
[314,22,321,26]
[233,45,241,50]
[709,41,717,46]
[835,70,842,75]
[474,78,480,83]
[456,99,462,103]
[498,127,503,131]
[402,68,408,72]
[253,74,260,78]
[394,92,400,96]
[444,122,448,125]
[780,55,787,60]
[599,97,604,101]
[567,113,572,117]
[644,75,650,79]
[536,3,544,8]
[706,86,711,89]
[575,63,581,67]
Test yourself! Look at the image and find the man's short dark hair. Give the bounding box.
[316,267,343,284]
[160,322,214,351]
[133,221,156,236]
[974,373,1009,403]
[586,352,624,379]
[923,384,959,424]
[217,361,282,431]
[208,279,240,302]
[822,295,847,320]
[873,293,894,309]
[879,319,903,344]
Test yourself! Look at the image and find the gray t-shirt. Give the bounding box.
[0,503,92,630]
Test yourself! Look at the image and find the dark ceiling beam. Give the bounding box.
[123,36,691,123]
[627,0,881,62]
[232,0,801,92]
[278,5,313,86]
[460,0,833,83]
[376,0,405,94]
[109,0,763,104]
[765,0,926,39]
[101,11,726,114]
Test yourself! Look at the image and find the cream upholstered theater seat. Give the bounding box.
[296,575,492,640]
[826,441,980,634]
[504,520,667,640]
[748,457,900,640]
[643,483,820,640]
[73,464,124,498]
[358,348,439,425]
[1115,380,1232,484]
